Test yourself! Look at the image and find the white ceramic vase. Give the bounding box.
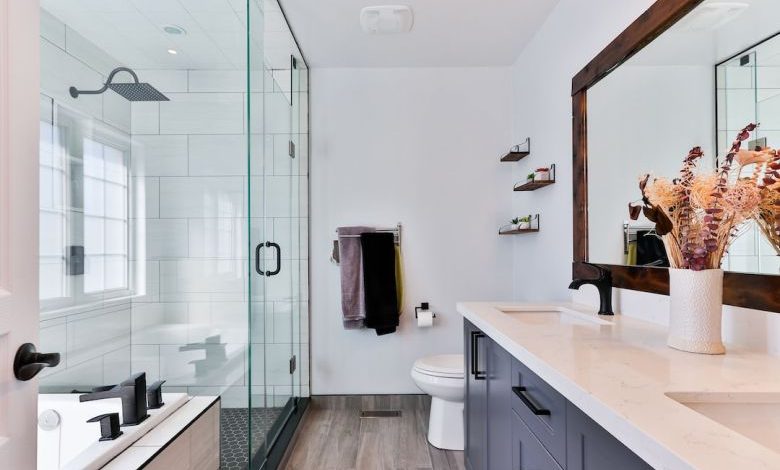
[667,268,725,355]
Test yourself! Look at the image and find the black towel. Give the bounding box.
[360,232,399,335]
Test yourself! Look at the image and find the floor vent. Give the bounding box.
[359,410,402,418]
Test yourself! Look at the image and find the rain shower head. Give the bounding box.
[69,67,170,102]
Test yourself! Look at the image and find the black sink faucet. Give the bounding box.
[79,372,149,426]
[569,263,614,315]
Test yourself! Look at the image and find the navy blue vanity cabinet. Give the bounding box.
[566,402,653,470]
[465,320,488,470]
[511,358,567,466]
[464,319,653,470]
[512,410,563,470]
[486,339,513,470]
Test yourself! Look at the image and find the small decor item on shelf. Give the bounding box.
[629,123,777,355]
[512,216,532,230]
[526,172,535,182]
[534,167,551,181]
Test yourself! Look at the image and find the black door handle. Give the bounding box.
[512,386,551,416]
[470,331,486,380]
[256,242,281,276]
[267,242,281,276]
[14,343,60,381]
[255,243,265,276]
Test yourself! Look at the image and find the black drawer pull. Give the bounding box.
[513,386,550,416]
[470,331,486,380]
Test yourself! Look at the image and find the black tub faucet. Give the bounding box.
[79,372,149,426]
[569,263,614,315]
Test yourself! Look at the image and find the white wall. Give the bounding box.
[510,0,658,304]
[512,0,780,355]
[310,67,514,394]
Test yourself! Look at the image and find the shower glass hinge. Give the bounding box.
[289,140,296,158]
[289,355,297,374]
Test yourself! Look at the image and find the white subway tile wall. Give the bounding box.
[38,9,310,407]
[129,65,309,407]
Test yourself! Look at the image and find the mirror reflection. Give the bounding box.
[588,0,780,274]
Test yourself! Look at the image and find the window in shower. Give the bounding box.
[39,100,132,313]
[82,137,129,294]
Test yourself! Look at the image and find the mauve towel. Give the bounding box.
[338,226,373,329]
[360,232,399,336]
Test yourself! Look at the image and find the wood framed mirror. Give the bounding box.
[572,0,780,312]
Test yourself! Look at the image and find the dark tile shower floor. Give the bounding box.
[221,407,284,470]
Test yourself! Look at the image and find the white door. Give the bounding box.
[0,0,41,468]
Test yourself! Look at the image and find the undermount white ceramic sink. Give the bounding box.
[666,392,780,454]
[496,305,613,326]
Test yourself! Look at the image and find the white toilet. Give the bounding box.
[411,354,465,450]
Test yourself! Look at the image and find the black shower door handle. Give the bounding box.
[267,242,281,276]
[255,243,265,276]
[255,242,281,276]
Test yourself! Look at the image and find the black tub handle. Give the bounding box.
[513,386,550,416]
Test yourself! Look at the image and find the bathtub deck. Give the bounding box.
[281,395,465,470]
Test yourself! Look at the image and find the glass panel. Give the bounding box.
[38,0,307,467]
[248,0,271,464]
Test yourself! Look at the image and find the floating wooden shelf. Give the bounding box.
[499,228,540,235]
[501,151,531,162]
[498,214,540,235]
[501,138,531,162]
[514,180,554,191]
[513,163,556,191]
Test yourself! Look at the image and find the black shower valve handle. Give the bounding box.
[147,380,166,409]
[87,413,123,441]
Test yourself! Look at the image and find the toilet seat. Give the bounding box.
[413,354,463,379]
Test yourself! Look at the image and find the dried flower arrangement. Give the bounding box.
[755,148,780,255]
[630,124,778,271]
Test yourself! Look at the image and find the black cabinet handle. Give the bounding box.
[267,242,281,276]
[470,331,486,380]
[255,243,265,276]
[14,343,60,381]
[512,386,550,416]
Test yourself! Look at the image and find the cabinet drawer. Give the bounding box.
[512,410,563,470]
[511,359,566,465]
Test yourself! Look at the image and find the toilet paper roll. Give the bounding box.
[417,311,434,328]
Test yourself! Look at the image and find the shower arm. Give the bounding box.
[69,67,140,98]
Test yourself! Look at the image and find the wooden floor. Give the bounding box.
[282,395,466,470]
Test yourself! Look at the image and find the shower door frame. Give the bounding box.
[246,0,310,468]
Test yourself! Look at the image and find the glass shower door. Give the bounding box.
[247,0,296,466]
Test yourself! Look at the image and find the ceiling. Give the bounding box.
[41,0,301,71]
[278,0,561,68]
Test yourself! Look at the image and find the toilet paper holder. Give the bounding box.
[415,302,436,319]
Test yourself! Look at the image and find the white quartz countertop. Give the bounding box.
[457,302,780,470]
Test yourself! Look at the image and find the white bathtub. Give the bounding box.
[37,392,188,470]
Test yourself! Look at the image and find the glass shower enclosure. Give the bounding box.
[37,0,309,468]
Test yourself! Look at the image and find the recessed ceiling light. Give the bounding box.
[167,49,178,55]
[162,24,187,36]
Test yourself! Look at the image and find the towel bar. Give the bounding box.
[331,223,402,264]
